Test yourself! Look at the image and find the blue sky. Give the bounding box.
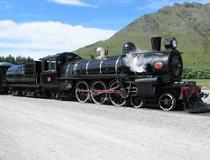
[1,0,210,30]
[0,0,210,59]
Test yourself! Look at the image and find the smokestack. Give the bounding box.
[151,36,162,52]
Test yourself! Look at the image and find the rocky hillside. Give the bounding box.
[77,2,210,69]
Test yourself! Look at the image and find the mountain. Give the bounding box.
[77,2,210,69]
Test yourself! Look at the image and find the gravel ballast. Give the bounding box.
[0,95,210,160]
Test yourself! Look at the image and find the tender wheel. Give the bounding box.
[91,81,108,105]
[159,93,176,111]
[109,80,126,107]
[16,91,22,96]
[75,81,90,103]
[130,96,144,108]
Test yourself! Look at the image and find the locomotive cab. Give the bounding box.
[39,52,81,87]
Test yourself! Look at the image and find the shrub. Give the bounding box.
[182,68,210,79]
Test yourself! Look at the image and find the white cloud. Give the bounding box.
[48,0,97,7]
[0,20,116,59]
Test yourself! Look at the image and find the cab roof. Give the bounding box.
[40,52,81,61]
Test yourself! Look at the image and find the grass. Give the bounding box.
[185,79,210,90]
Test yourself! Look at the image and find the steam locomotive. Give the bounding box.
[0,36,208,112]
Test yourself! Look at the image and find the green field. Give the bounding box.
[186,79,210,90]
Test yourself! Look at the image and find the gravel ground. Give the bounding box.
[0,94,210,160]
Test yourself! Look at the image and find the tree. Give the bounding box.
[0,55,34,64]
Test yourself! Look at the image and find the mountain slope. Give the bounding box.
[77,2,210,69]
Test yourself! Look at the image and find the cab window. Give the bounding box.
[49,60,56,71]
[61,64,68,77]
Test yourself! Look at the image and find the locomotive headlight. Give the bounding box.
[154,62,163,70]
[164,37,177,49]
